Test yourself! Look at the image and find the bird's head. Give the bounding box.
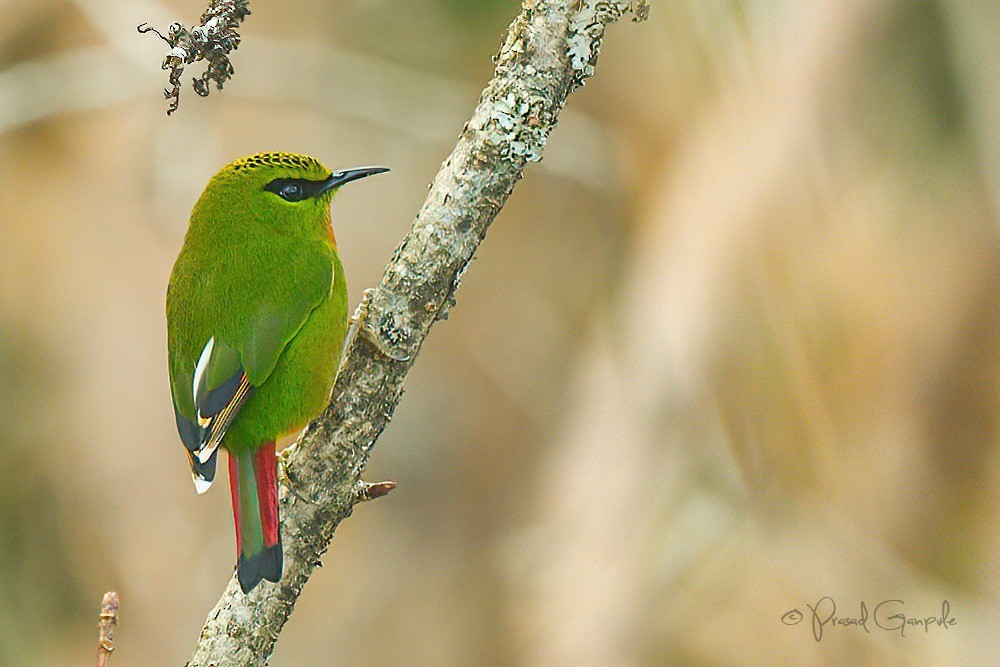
[192,152,388,243]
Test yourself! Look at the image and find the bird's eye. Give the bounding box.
[278,183,303,201]
[263,177,318,202]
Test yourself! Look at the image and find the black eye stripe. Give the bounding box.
[263,177,328,202]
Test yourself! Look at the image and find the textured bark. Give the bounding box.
[186,1,647,664]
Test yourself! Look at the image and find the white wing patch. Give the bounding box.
[193,336,216,427]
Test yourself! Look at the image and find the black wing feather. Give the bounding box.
[175,408,203,453]
[199,367,245,418]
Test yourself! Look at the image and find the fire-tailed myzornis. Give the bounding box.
[166,152,388,592]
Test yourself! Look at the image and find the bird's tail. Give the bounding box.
[228,442,282,593]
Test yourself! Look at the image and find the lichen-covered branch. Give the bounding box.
[138,0,250,115]
[186,1,647,664]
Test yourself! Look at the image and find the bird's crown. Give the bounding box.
[227,152,326,176]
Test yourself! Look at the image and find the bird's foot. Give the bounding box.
[276,440,297,478]
[277,442,316,504]
[350,288,411,362]
[354,479,397,503]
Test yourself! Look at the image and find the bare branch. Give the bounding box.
[186,1,647,664]
[96,591,120,667]
[137,0,251,115]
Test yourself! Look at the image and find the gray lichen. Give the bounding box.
[476,90,550,162]
[567,1,648,87]
[567,4,601,79]
[138,0,251,115]
[471,1,650,165]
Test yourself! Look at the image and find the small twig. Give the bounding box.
[355,480,397,502]
[137,0,251,115]
[96,591,120,667]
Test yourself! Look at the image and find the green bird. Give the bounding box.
[166,152,387,593]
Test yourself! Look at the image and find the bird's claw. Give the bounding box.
[276,441,296,480]
[277,442,316,504]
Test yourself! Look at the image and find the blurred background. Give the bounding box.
[1,0,998,664]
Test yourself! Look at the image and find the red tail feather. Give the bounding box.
[228,442,282,593]
[228,452,242,554]
[253,442,279,548]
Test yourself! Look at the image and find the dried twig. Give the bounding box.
[186,2,647,665]
[355,480,397,502]
[96,591,120,667]
[137,0,250,115]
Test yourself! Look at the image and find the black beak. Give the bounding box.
[319,166,389,195]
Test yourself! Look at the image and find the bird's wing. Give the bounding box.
[168,250,334,493]
[172,336,253,493]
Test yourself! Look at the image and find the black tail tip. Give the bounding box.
[237,541,283,593]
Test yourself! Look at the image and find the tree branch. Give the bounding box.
[186,1,647,664]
